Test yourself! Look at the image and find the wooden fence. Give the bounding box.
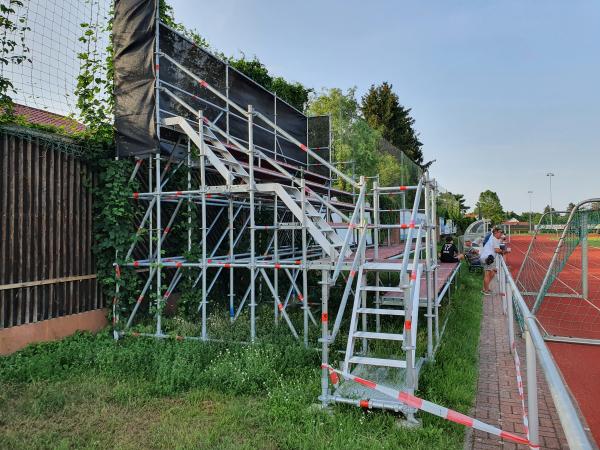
[0,126,102,328]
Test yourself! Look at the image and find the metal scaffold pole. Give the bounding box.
[373,180,381,333]
[301,174,309,347]
[274,193,279,322]
[248,105,257,342]
[199,110,208,340]
[425,175,434,358]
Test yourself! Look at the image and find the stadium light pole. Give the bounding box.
[528,190,533,233]
[546,173,555,227]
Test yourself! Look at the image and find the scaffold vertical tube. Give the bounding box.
[248,105,256,342]
[199,110,208,340]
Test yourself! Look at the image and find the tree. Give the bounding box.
[475,190,504,224]
[307,88,379,187]
[505,211,522,221]
[453,194,469,213]
[159,0,210,48]
[566,202,576,213]
[229,54,311,111]
[360,82,424,165]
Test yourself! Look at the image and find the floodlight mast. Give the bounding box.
[546,173,555,227]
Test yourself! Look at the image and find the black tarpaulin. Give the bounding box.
[308,115,330,175]
[114,0,157,156]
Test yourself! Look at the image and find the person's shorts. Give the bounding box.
[481,259,496,271]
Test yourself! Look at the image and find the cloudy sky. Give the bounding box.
[170,0,600,213]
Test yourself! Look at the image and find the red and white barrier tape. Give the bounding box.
[322,364,530,446]
[512,342,539,449]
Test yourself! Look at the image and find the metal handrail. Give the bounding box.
[499,256,593,449]
[329,221,370,342]
[330,181,366,284]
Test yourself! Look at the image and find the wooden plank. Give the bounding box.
[17,135,25,325]
[47,141,55,320]
[0,274,97,291]
[23,137,32,323]
[32,138,40,322]
[40,137,48,322]
[8,134,17,326]
[74,157,81,313]
[67,155,74,315]
[0,134,7,327]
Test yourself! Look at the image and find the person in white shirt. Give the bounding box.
[480,226,506,295]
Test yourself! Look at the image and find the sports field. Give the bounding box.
[506,234,600,444]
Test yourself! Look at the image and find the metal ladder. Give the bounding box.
[343,262,416,373]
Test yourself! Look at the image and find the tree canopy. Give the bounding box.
[360,82,424,165]
[228,55,312,111]
[475,190,504,224]
[307,88,424,190]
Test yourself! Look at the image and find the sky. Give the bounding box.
[169,0,600,213]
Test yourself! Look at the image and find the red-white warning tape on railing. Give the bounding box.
[322,364,530,446]
[512,342,539,448]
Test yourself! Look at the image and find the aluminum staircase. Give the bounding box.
[342,262,419,373]
[164,114,349,260]
[163,116,250,185]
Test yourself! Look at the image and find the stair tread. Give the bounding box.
[356,308,405,316]
[362,262,404,271]
[353,331,404,341]
[361,286,404,292]
[348,356,406,368]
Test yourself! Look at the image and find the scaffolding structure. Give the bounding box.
[112,7,461,418]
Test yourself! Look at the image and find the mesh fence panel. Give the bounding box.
[514,204,600,340]
[2,0,110,116]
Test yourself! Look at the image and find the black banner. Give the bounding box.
[113,0,158,156]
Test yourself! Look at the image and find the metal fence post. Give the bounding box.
[525,329,539,448]
[581,212,589,299]
[507,281,515,353]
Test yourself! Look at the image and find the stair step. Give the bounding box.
[219,159,242,167]
[360,286,404,292]
[353,331,404,341]
[348,356,406,368]
[357,308,405,316]
[362,262,404,271]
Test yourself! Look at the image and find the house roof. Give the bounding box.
[12,104,86,133]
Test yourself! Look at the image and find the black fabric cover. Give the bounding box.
[307,115,330,175]
[113,2,311,166]
[114,0,158,156]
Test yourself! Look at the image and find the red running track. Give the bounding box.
[506,235,600,445]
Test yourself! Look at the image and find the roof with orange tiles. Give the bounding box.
[12,104,85,133]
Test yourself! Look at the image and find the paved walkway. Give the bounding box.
[468,290,569,450]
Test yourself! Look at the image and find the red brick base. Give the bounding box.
[0,309,107,355]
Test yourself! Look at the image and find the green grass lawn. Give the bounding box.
[0,268,483,450]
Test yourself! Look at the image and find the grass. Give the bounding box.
[0,266,483,449]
